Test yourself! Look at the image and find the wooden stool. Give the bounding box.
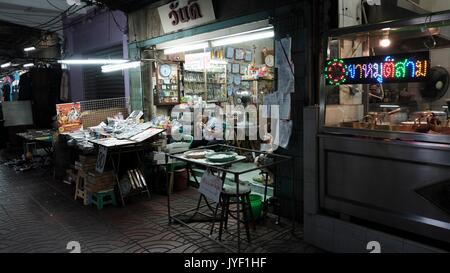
[91,190,117,209]
[210,183,255,242]
[74,169,89,205]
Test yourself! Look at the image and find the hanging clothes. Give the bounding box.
[60,70,70,102]
[10,72,20,101]
[19,72,32,101]
[2,84,10,102]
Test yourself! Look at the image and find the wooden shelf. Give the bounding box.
[241,78,274,81]
[155,102,179,106]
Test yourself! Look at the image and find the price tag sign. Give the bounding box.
[96,146,108,173]
[198,171,222,203]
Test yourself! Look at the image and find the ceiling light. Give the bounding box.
[381,28,391,31]
[101,61,141,73]
[24,47,36,52]
[163,42,209,55]
[211,30,274,47]
[57,59,129,65]
[23,63,34,68]
[1,62,11,68]
[379,37,391,47]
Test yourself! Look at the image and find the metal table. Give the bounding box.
[166,144,294,253]
[17,129,55,157]
[89,128,165,206]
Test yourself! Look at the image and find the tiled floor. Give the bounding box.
[0,157,320,253]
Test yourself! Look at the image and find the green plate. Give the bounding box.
[205,152,238,162]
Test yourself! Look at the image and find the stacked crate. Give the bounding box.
[85,171,116,193]
[75,155,97,173]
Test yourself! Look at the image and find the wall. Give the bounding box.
[63,8,129,102]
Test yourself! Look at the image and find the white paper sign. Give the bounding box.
[96,146,108,173]
[279,92,291,120]
[198,171,222,203]
[158,0,216,34]
[184,52,211,71]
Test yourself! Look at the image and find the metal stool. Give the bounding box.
[210,182,255,242]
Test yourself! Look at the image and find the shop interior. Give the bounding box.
[324,20,450,138]
[148,21,275,119]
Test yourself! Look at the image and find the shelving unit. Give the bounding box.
[183,64,228,102]
[239,78,274,105]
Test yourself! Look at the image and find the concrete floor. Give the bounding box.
[0,156,320,253]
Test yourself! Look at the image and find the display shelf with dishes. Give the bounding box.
[206,64,228,102]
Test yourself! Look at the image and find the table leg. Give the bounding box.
[262,171,269,219]
[235,173,241,253]
[166,154,172,224]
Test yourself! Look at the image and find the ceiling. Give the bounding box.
[0,0,92,76]
[0,0,88,32]
[96,0,166,12]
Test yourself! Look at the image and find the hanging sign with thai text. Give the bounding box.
[158,0,216,34]
[324,51,430,85]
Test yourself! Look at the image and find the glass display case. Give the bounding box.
[322,19,450,143]
[155,62,180,105]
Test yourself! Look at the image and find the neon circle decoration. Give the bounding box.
[324,59,347,86]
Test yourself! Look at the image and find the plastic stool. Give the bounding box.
[91,190,117,209]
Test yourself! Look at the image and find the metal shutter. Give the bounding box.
[83,45,125,100]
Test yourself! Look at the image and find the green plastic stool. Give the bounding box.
[91,189,117,209]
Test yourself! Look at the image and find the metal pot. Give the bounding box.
[410,111,448,126]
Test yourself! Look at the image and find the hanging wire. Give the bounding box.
[110,10,127,34]
[423,14,437,49]
[46,0,65,11]
[32,4,76,29]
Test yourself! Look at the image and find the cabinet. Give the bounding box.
[183,63,228,102]
[155,62,180,105]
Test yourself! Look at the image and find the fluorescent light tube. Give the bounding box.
[1,62,11,68]
[101,61,141,73]
[380,104,400,108]
[24,47,36,52]
[57,59,129,65]
[23,63,34,68]
[163,42,209,55]
[211,30,274,47]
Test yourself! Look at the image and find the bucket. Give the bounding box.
[173,168,188,192]
[249,194,262,219]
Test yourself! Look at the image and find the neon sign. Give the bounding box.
[324,51,430,85]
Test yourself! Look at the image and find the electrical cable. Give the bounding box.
[46,0,65,11]
[32,4,75,29]
[39,5,87,30]
[0,11,61,17]
[109,10,126,34]
[423,14,436,49]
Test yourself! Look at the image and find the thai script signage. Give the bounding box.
[158,0,216,34]
[324,51,430,85]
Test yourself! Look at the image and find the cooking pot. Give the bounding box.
[410,111,448,126]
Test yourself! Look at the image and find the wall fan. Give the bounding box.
[420,66,449,101]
